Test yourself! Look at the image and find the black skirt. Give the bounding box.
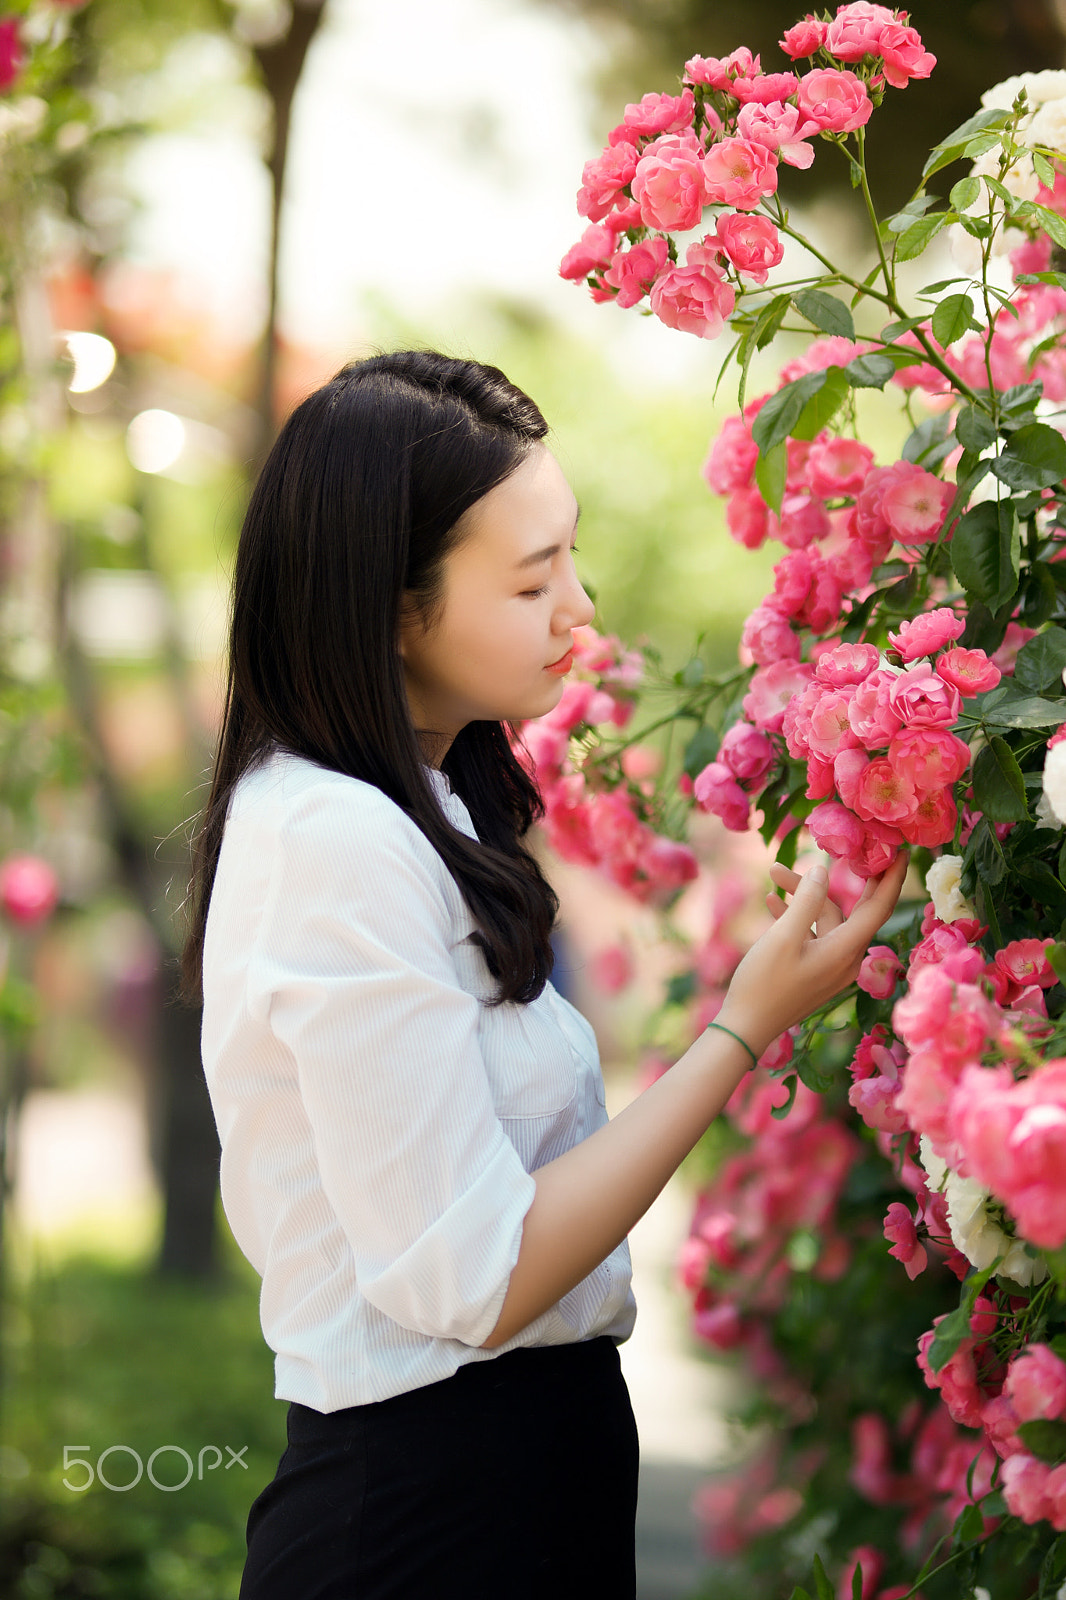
[239,1336,639,1600]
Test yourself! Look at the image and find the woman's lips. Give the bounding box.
[545,648,574,675]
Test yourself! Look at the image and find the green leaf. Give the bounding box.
[792,365,850,441]
[927,1303,973,1372]
[683,725,719,777]
[955,405,998,452]
[903,411,953,464]
[1018,1419,1066,1464]
[949,175,981,211]
[922,108,1007,178]
[950,499,1019,609]
[895,212,948,262]
[1001,381,1044,416]
[1015,859,1066,910]
[751,370,828,453]
[680,657,705,687]
[991,421,1066,491]
[983,695,1066,730]
[972,735,1029,822]
[755,294,791,350]
[1048,941,1066,988]
[931,292,981,347]
[982,173,1016,208]
[665,971,696,1006]
[811,1554,834,1600]
[1016,270,1066,290]
[1034,149,1057,189]
[793,288,855,340]
[955,1501,985,1544]
[1018,199,1066,251]
[851,1562,864,1600]
[770,1074,799,1120]
[1015,626,1066,692]
[844,353,896,389]
[755,439,787,514]
[792,1049,834,1096]
[787,1589,813,1600]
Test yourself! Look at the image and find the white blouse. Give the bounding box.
[201,749,635,1411]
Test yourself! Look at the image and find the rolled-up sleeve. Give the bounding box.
[251,783,536,1347]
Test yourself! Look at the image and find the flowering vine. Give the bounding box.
[537,7,1066,1597]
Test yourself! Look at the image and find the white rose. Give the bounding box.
[981,70,1066,112]
[918,1138,1048,1287]
[1028,99,1066,159]
[1042,741,1066,827]
[925,854,975,924]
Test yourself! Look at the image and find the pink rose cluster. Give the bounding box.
[561,6,934,338]
[706,361,956,566]
[780,614,997,874]
[849,1405,994,1551]
[517,626,698,904]
[917,1328,1066,1531]
[679,1063,858,1354]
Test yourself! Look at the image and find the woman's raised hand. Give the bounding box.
[714,852,910,1061]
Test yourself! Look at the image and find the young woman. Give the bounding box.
[184,350,906,1600]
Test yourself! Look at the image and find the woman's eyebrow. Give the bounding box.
[513,506,582,570]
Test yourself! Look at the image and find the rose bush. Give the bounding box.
[543,8,1066,1596]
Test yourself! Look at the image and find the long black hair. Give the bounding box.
[182,350,559,1006]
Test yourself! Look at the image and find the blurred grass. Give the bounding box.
[1,1216,281,1599]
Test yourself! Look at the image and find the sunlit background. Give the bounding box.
[3,0,1066,1593]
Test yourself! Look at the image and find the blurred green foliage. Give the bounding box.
[1,1229,281,1599]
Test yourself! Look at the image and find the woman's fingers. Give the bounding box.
[768,859,843,936]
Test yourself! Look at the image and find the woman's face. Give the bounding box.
[399,445,594,755]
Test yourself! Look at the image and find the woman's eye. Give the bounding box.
[520,546,578,598]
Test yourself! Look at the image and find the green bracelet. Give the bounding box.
[705,1020,759,1071]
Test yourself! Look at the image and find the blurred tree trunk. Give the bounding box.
[251,0,329,468]
[150,0,327,1279]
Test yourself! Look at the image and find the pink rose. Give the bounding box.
[1001,1453,1054,1525]
[900,788,958,849]
[877,24,936,89]
[743,659,814,733]
[0,18,23,91]
[603,237,670,308]
[1006,1344,1066,1424]
[736,99,819,169]
[884,1201,927,1277]
[851,818,903,878]
[622,88,696,139]
[807,799,864,859]
[936,647,1002,697]
[578,141,640,221]
[780,16,829,58]
[650,255,736,340]
[719,721,775,785]
[604,198,643,233]
[701,138,779,211]
[888,665,961,729]
[805,436,874,498]
[590,944,634,994]
[848,669,904,748]
[703,415,759,494]
[732,73,801,105]
[824,2,897,61]
[694,761,751,831]
[779,493,830,549]
[683,47,760,90]
[796,67,872,134]
[881,465,955,543]
[559,224,616,282]
[888,727,970,789]
[952,1060,1066,1248]
[858,945,904,999]
[740,605,801,666]
[806,687,861,760]
[714,212,784,285]
[0,854,59,927]
[815,642,880,687]
[887,607,965,662]
[632,138,710,232]
[853,757,916,824]
[995,938,1056,991]
[727,485,773,549]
